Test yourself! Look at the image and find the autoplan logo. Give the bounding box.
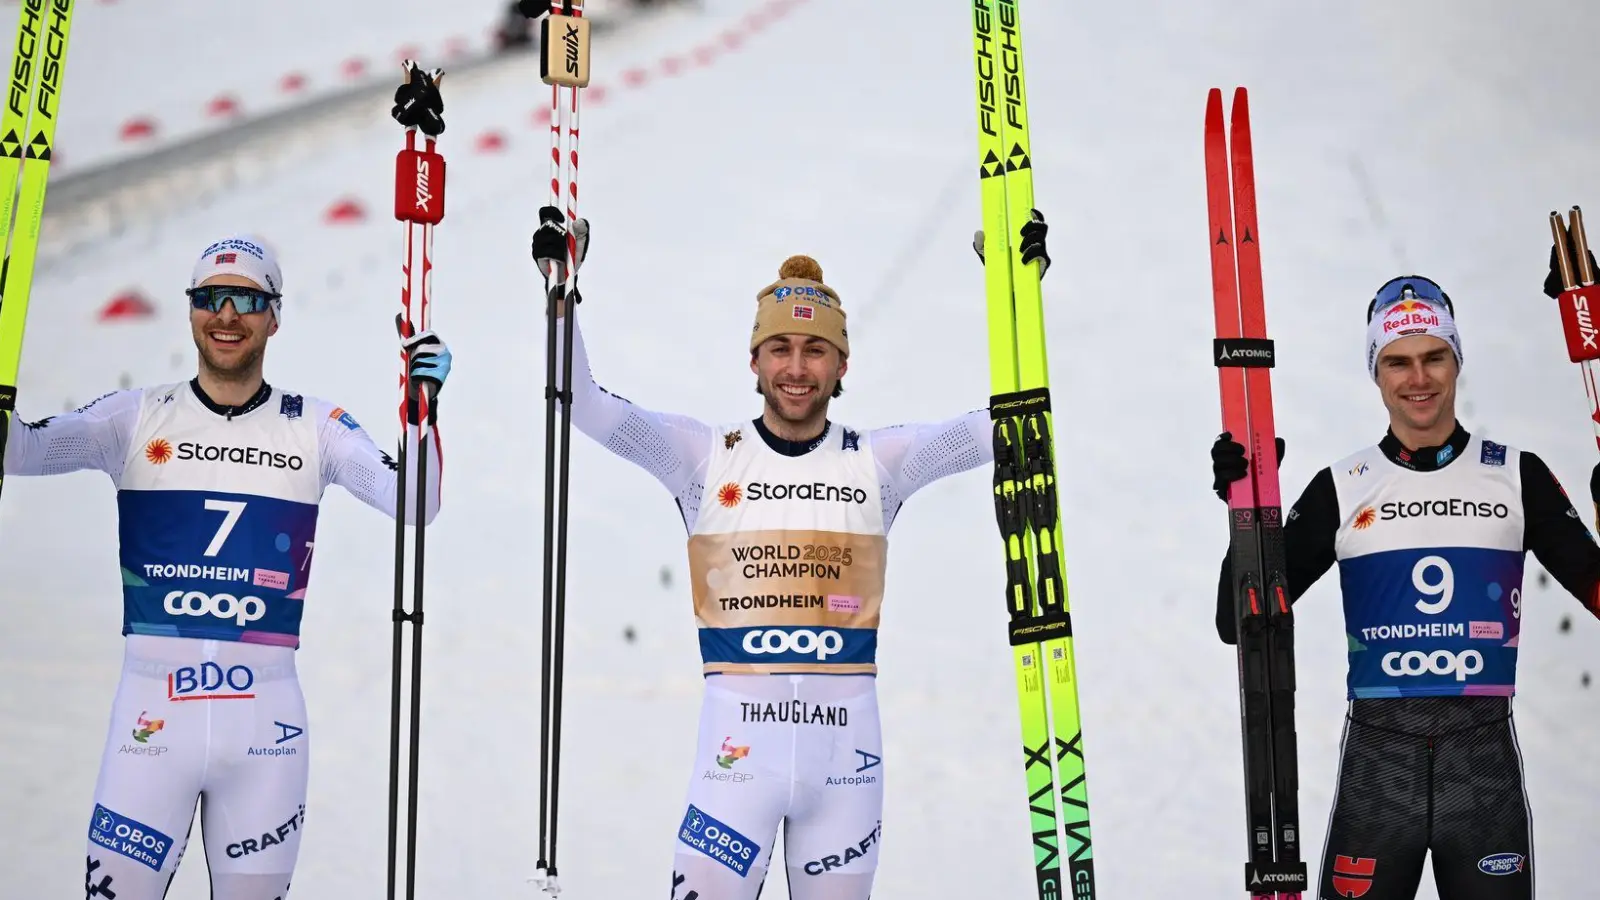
[144,438,174,465]
[717,483,743,508]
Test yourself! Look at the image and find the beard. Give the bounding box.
[757,374,832,424]
[196,333,266,380]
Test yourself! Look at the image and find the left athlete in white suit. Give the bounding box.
[2,235,451,900]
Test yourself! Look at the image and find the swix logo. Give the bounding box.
[562,22,582,77]
[1569,292,1598,350]
[415,156,433,211]
[1331,855,1376,897]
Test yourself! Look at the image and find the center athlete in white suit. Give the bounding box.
[2,236,451,900]
[532,207,1052,900]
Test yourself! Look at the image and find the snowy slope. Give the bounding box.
[3,0,1599,897]
[41,0,640,175]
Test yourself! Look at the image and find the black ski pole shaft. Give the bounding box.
[405,398,433,900]
[387,430,410,900]
[536,281,560,873]
[547,280,578,879]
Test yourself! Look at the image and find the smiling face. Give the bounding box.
[1375,334,1458,445]
[189,273,277,380]
[750,334,846,435]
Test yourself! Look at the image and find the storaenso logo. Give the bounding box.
[177,442,304,470]
[7,0,41,118]
[972,2,997,137]
[1379,498,1509,521]
[36,0,67,120]
[164,590,266,626]
[746,481,867,504]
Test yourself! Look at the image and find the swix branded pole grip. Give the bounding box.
[395,144,446,225]
[1557,284,1600,363]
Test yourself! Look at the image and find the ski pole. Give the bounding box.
[535,2,590,895]
[387,60,447,900]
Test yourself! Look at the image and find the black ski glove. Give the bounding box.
[515,0,550,17]
[1211,431,1286,501]
[972,208,1051,277]
[1544,239,1600,299]
[532,206,591,286]
[392,62,446,137]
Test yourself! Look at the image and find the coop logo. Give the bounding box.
[1382,649,1484,682]
[1477,852,1525,876]
[744,481,868,504]
[164,590,267,626]
[742,628,843,661]
[1382,300,1441,334]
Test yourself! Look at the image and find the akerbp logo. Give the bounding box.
[1382,649,1484,682]
[165,590,266,626]
[1477,852,1525,876]
[678,804,760,877]
[743,628,843,661]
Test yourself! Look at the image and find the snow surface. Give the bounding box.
[2,0,1598,897]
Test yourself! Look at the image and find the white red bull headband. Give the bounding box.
[1365,276,1463,381]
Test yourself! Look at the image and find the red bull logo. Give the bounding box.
[1382,300,1441,334]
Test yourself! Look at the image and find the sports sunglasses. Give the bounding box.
[1366,275,1454,322]
[186,284,281,315]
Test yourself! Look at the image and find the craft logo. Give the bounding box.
[717,482,743,508]
[716,736,749,769]
[1353,507,1377,530]
[144,438,173,465]
[802,820,882,875]
[792,304,815,320]
[226,805,305,859]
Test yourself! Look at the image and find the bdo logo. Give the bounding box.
[164,590,266,626]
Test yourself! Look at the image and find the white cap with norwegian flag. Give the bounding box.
[190,234,284,322]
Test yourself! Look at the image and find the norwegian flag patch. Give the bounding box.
[215,252,237,264]
[792,305,814,320]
